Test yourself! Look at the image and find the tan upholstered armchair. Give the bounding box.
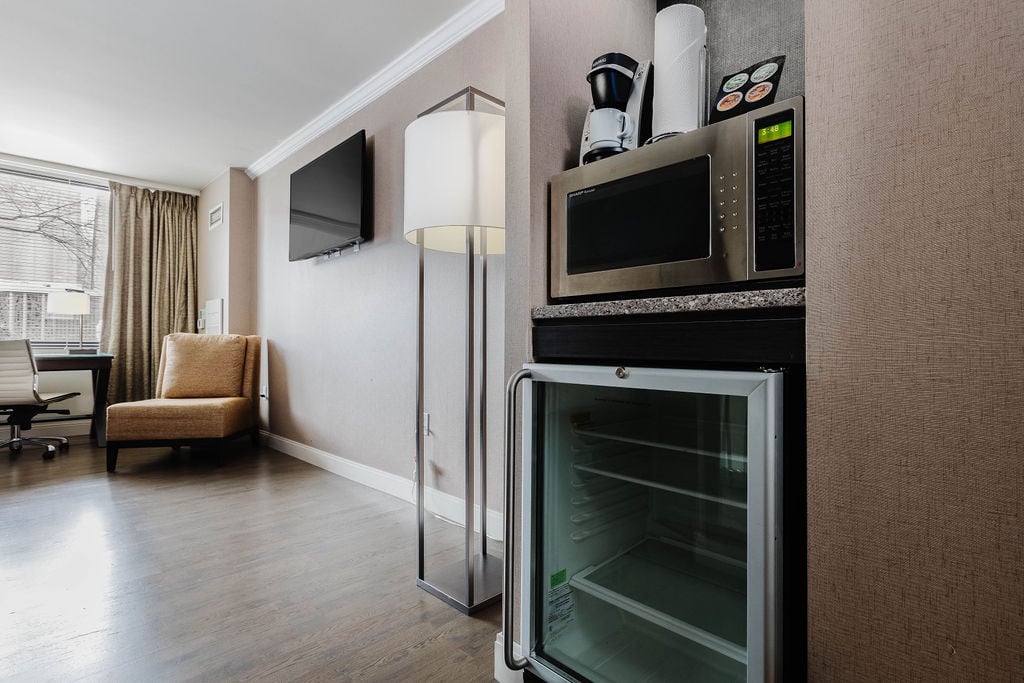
[105,333,261,472]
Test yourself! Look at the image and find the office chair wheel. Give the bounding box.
[59,442,70,452]
[43,445,56,460]
[10,443,22,453]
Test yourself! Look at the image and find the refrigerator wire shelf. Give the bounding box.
[574,454,747,510]
[573,416,748,464]
[568,536,748,665]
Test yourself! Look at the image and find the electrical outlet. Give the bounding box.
[261,384,269,400]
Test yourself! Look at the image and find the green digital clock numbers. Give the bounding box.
[757,120,793,144]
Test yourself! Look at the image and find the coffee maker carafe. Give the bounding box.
[579,52,652,165]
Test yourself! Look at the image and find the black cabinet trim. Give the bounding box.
[532,312,805,367]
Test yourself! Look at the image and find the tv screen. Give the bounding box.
[289,129,371,261]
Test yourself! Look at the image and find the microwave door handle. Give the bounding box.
[701,44,710,126]
[503,369,532,671]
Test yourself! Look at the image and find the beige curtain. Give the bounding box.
[100,182,197,404]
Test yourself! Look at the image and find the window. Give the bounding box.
[0,169,109,348]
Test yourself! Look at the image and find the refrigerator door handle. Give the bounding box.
[503,368,532,671]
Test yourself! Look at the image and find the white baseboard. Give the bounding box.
[263,431,503,541]
[494,632,525,683]
[264,430,412,500]
[20,418,91,438]
[423,485,504,543]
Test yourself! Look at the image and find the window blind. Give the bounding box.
[0,168,109,346]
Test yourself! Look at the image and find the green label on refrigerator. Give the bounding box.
[550,569,567,588]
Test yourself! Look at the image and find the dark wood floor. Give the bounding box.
[0,437,501,682]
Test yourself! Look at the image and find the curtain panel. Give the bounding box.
[101,182,197,404]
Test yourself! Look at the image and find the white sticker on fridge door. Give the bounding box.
[547,583,576,637]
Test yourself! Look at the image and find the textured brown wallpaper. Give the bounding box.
[805,0,1024,679]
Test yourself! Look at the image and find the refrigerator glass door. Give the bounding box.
[521,365,781,683]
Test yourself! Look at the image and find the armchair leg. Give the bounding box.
[106,445,118,472]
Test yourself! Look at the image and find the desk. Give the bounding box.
[35,353,113,447]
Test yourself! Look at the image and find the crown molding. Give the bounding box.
[0,152,201,195]
[245,0,504,179]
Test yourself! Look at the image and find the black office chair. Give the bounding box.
[0,339,80,459]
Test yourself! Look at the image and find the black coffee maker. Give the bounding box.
[579,52,652,165]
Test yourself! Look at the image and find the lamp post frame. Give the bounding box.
[414,88,505,614]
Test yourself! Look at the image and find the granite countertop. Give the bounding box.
[532,287,805,319]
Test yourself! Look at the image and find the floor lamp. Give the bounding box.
[403,87,505,614]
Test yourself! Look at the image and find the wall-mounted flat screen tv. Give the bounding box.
[289,129,372,261]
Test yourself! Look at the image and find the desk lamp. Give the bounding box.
[46,289,91,353]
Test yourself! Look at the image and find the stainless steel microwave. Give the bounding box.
[550,96,804,299]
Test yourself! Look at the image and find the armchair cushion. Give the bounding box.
[107,397,252,442]
[161,334,247,398]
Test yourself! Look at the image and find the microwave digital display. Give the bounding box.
[757,120,792,144]
[566,155,711,275]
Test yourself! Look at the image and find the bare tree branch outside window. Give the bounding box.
[0,170,109,344]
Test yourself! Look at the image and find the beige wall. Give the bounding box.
[198,168,255,334]
[228,169,256,334]
[503,0,656,382]
[806,0,1024,678]
[253,16,506,502]
[198,170,229,327]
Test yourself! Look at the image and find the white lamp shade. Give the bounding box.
[403,110,505,254]
[47,290,90,315]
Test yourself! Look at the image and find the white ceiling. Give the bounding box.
[0,0,486,191]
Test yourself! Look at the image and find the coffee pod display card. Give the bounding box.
[709,55,786,124]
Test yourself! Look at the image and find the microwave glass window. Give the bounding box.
[566,156,712,275]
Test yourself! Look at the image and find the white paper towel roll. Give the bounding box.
[653,4,707,138]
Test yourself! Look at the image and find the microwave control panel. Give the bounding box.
[753,109,797,272]
[714,164,745,235]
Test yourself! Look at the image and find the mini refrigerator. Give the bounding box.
[504,363,785,683]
